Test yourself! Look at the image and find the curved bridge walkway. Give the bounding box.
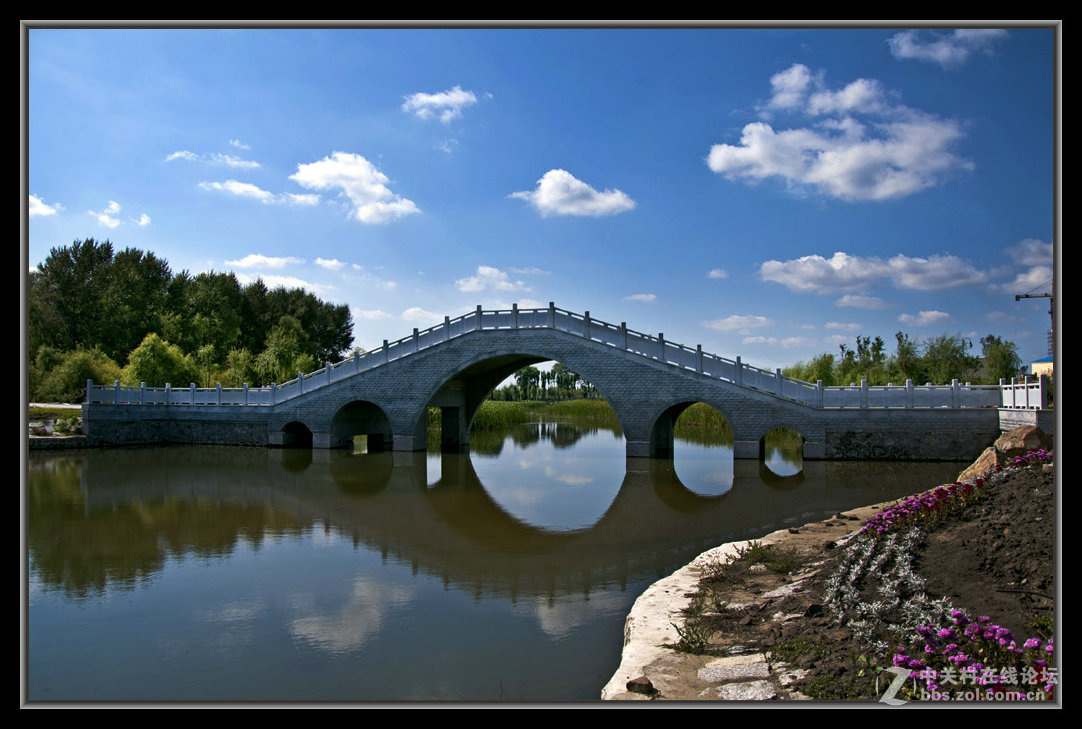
[83,304,1048,461]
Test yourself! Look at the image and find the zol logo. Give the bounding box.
[877,666,910,705]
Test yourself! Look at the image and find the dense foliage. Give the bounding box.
[28,239,354,400]
[488,362,602,401]
[783,332,1023,386]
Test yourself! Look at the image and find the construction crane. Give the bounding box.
[1015,279,1054,357]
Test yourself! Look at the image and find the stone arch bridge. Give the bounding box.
[83,304,1045,461]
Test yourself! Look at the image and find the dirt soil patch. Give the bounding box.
[615,459,1056,702]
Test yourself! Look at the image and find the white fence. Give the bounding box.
[85,303,1049,411]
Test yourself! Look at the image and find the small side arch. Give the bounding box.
[278,420,314,448]
[648,400,734,457]
[759,425,805,476]
[330,400,394,451]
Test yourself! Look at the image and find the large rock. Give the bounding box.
[993,426,1053,459]
[957,447,1006,483]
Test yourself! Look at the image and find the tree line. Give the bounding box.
[28,238,354,402]
[782,331,1024,387]
[487,363,602,401]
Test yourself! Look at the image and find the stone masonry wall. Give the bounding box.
[83,328,1002,461]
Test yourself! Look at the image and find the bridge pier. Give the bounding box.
[733,440,759,459]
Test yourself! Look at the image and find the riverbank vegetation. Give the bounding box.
[783,332,1023,387]
[29,239,353,401]
[666,446,1054,701]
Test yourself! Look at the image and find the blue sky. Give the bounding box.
[25,25,1058,372]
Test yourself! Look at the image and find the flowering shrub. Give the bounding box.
[1011,448,1053,469]
[892,610,1055,700]
[861,448,1053,537]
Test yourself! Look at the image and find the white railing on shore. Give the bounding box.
[85,303,1049,411]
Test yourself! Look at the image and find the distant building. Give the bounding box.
[1030,355,1053,378]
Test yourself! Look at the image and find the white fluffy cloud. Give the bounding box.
[741,335,816,349]
[402,85,478,123]
[510,169,635,217]
[760,251,990,294]
[701,314,773,334]
[1006,238,1053,267]
[825,321,861,332]
[401,307,444,327]
[29,194,61,217]
[888,29,1009,68]
[707,268,729,279]
[353,308,393,321]
[166,149,259,168]
[199,180,319,206]
[899,310,952,326]
[624,293,657,303]
[88,200,122,228]
[233,272,333,296]
[454,266,531,293]
[994,238,1053,294]
[708,64,972,201]
[225,254,304,269]
[834,294,888,309]
[290,152,419,224]
[315,257,346,271]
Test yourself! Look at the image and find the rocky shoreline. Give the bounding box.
[601,426,1056,702]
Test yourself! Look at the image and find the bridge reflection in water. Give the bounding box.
[29,429,960,604]
[27,421,967,701]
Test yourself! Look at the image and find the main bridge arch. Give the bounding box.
[395,340,633,453]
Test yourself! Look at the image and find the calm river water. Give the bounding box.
[26,418,964,702]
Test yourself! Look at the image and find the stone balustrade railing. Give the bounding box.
[85,303,1048,411]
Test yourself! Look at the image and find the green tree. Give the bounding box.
[98,247,172,363]
[979,335,1023,384]
[888,332,926,384]
[514,366,541,400]
[122,333,198,387]
[922,333,977,385]
[29,238,115,355]
[35,347,122,403]
[223,348,255,387]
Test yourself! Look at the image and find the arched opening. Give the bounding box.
[279,421,313,449]
[420,354,623,455]
[330,400,393,451]
[760,426,804,477]
[655,402,735,496]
